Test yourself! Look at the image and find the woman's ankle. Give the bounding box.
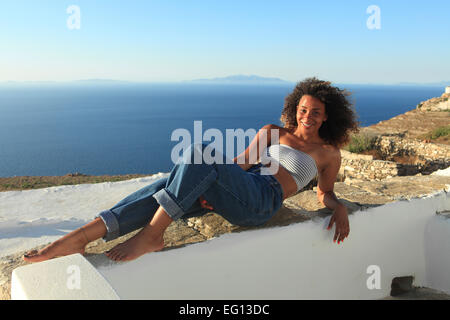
[79,218,107,243]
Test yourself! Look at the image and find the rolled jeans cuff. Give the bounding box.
[95,209,120,242]
[152,188,185,221]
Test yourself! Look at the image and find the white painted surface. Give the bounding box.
[424,215,450,293]
[11,253,119,300]
[432,166,450,177]
[94,191,450,300]
[8,185,450,300]
[0,173,168,258]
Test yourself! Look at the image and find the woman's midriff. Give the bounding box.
[262,163,298,200]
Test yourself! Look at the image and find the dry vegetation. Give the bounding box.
[0,173,150,192]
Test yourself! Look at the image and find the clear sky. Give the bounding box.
[1,0,449,84]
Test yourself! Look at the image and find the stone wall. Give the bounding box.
[375,136,449,174]
[340,150,400,181]
[340,136,449,181]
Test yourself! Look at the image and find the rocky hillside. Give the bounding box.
[417,92,450,112]
[361,91,450,144]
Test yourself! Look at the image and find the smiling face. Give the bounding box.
[296,95,328,132]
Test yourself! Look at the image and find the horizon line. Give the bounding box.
[1,78,449,87]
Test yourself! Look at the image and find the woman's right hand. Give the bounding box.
[199,195,214,211]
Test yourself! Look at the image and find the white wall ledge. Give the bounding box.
[11,253,119,300]
[11,190,450,300]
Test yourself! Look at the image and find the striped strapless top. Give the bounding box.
[264,144,318,192]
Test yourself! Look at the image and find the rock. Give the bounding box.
[163,220,207,247]
[65,172,87,177]
[186,213,241,239]
[333,183,393,208]
[391,276,414,296]
[343,174,450,200]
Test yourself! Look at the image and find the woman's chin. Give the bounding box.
[300,124,314,130]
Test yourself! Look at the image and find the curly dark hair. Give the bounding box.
[280,77,359,147]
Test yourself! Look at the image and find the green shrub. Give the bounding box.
[344,133,377,153]
[425,125,450,140]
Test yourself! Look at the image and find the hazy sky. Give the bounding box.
[1,0,449,84]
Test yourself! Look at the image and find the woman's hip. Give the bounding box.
[203,164,284,226]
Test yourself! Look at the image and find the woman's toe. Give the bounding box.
[23,250,39,259]
[25,249,38,256]
[106,248,119,261]
[114,251,124,261]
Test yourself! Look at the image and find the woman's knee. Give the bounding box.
[182,143,231,165]
[111,177,167,209]
[179,143,207,164]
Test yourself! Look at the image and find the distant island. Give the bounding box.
[187,75,292,85]
[73,79,132,84]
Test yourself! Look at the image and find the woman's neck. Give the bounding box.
[291,127,323,145]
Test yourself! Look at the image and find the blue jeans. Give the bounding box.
[96,143,284,242]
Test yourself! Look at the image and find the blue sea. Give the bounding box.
[0,83,444,177]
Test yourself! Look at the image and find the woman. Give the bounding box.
[24,77,359,263]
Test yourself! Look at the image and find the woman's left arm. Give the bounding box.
[316,149,350,244]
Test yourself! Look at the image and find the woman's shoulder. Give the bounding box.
[260,123,290,134]
[321,143,340,153]
[260,124,293,142]
[311,144,340,176]
[319,143,341,165]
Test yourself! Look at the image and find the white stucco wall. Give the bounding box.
[11,190,450,300]
[424,214,450,293]
[11,253,119,300]
[445,86,450,94]
[94,191,449,300]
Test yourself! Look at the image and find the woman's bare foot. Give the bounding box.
[105,225,164,262]
[23,228,88,263]
[23,218,107,263]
